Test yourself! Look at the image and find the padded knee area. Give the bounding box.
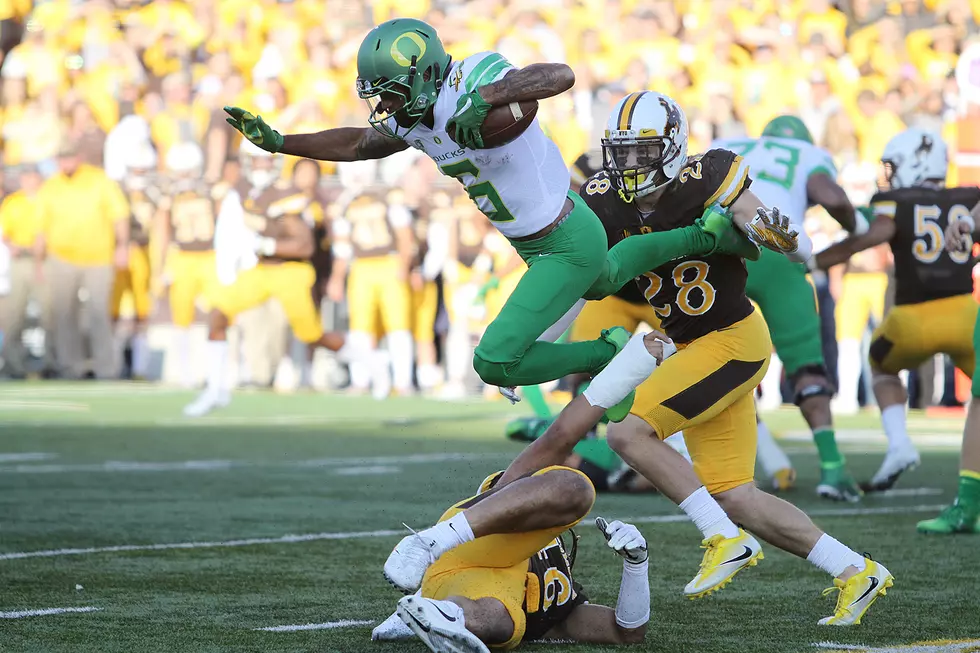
[473,349,515,386]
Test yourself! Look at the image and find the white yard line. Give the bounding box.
[0,504,947,562]
[0,453,56,463]
[0,452,507,475]
[255,619,375,632]
[0,401,89,412]
[813,641,980,653]
[0,607,102,619]
[333,466,400,476]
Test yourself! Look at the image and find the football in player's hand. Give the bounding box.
[448,100,538,149]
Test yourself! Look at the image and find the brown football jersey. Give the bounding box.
[343,191,401,259]
[582,148,755,343]
[870,185,980,305]
[168,180,219,252]
[242,181,317,263]
[125,180,164,247]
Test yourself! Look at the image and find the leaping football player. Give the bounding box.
[812,128,980,499]
[383,92,894,627]
[371,467,651,653]
[713,115,866,502]
[222,18,766,413]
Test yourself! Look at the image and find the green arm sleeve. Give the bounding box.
[585,225,713,300]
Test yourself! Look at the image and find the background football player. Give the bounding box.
[183,144,366,416]
[375,467,650,653]
[111,143,163,380]
[713,115,866,502]
[156,141,221,388]
[327,185,415,397]
[812,128,980,493]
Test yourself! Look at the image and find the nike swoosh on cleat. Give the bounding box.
[851,575,879,606]
[404,610,431,633]
[433,605,458,623]
[721,546,754,566]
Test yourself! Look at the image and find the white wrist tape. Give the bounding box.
[583,332,659,409]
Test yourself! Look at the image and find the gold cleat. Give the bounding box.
[818,558,894,626]
[771,467,797,492]
[684,528,764,599]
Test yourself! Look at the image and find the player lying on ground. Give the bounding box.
[223,18,758,407]
[914,198,980,533]
[811,128,980,493]
[713,115,865,503]
[372,469,650,653]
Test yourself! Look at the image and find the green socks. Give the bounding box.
[956,471,980,512]
[521,385,552,419]
[813,427,844,469]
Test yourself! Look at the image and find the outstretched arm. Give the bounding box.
[813,215,895,270]
[477,64,575,104]
[730,189,813,263]
[280,126,409,161]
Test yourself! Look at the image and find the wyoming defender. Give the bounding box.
[409,189,441,393]
[814,128,980,493]
[183,146,362,416]
[329,188,415,395]
[375,468,650,652]
[112,143,163,379]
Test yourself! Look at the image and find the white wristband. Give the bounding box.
[615,557,650,629]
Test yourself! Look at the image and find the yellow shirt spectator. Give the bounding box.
[38,164,129,266]
[150,103,211,155]
[0,190,44,250]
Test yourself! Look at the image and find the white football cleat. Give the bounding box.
[384,530,438,593]
[372,608,416,641]
[396,595,489,653]
[862,447,920,492]
[182,390,230,417]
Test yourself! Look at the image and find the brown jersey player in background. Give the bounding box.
[327,186,416,397]
[111,143,164,380]
[183,142,367,416]
[155,142,222,388]
[813,128,980,494]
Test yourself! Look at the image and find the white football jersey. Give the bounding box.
[711,136,837,225]
[391,52,569,239]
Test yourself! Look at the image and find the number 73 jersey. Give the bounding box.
[871,185,980,305]
[582,148,755,344]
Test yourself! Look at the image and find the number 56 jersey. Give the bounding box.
[870,185,980,305]
[581,148,755,344]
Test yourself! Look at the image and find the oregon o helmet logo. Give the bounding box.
[390,32,427,67]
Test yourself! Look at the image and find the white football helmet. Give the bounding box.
[880,128,947,190]
[124,143,158,190]
[602,91,689,201]
[165,141,204,177]
[240,138,282,190]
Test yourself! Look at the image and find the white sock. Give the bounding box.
[132,333,150,378]
[420,512,475,559]
[386,330,415,393]
[584,332,662,408]
[417,363,441,390]
[806,533,867,577]
[678,486,740,539]
[173,329,192,386]
[880,403,914,453]
[836,339,862,408]
[665,432,692,464]
[205,340,229,395]
[615,558,650,629]
[755,419,792,478]
[759,352,783,409]
[336,331,373,365]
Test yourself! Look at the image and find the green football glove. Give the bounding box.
[446,90,492,149]
[697,205,761,261]
[224,106,284,153]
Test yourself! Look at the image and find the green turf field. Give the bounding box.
[1,383,978,653]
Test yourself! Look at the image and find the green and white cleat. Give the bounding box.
[817,464,862,503]
[917,503,980,534]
